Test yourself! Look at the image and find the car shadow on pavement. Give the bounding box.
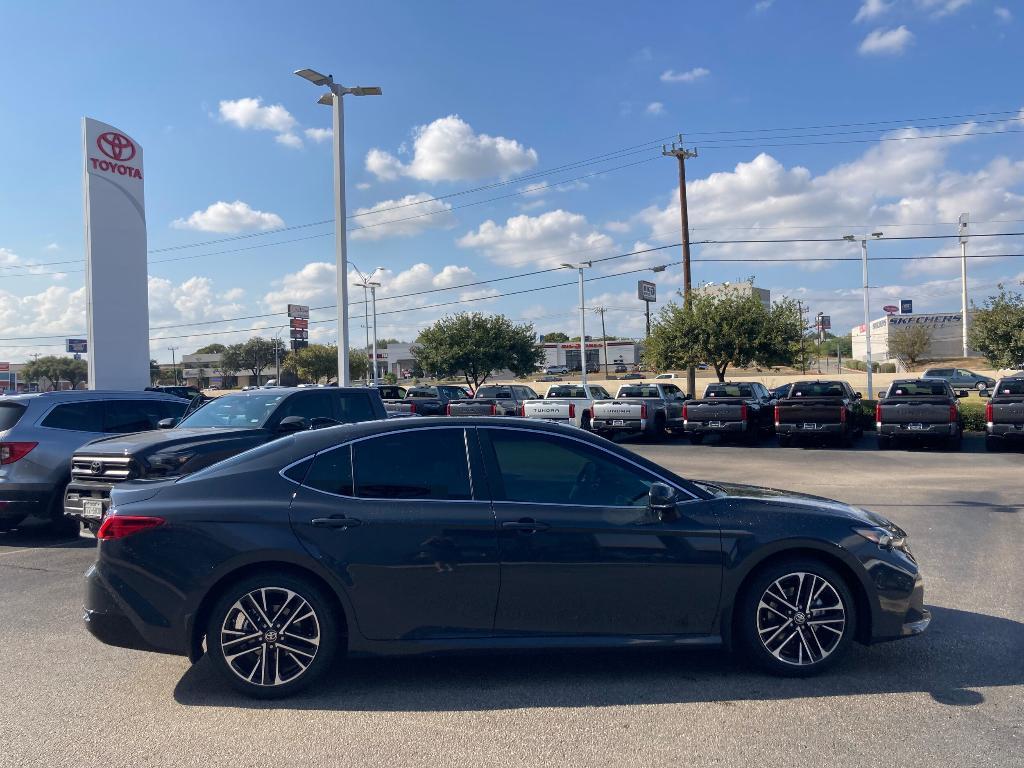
[0,523,93,550]
[173,605,1022,711]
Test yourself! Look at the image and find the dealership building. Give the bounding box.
[851,312,979,363]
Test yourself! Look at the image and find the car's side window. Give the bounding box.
[103,400,162,433]
[40,401,104,432]
[482,428,654,507]
[352,428,472,500]
[303,445,353,496]
[273,392,333,424]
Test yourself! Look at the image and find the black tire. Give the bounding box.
[689,433,705,445]
[778,434,793,448]
[946,427,963,451]
[46,487,80,538]
[745,424,760,446]
[650,415,667,441]
[737,558,857,677]
[206,571,341,699]
[877,435,893,450]
[580,412,592,432]
[985,436,1002,452]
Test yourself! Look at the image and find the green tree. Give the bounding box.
[221,337,286,382]
[645,285,803,382]
[887,324,933,369]
[22,356,89,389]
[194,343,227,355]
[412,312,545,389]
[969,282,1024,368]
[541,332,570,343]
[150,359,161,384]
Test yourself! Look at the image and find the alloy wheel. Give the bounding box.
[219,586,321,687]
[756,572,846,666]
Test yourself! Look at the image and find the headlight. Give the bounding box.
[854,526,907,551]
[146,452,194,476]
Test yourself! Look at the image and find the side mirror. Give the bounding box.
[157,418,178,429]
[649,482,678,520]
[277,415,308,433]
[956,390,970,399]
[979,389,991,398]
[854,392,863,400]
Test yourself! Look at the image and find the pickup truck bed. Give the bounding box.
[984,377,1024,451]
[683,382,774,444]
[773,381,862,446]
[876,380,963,449]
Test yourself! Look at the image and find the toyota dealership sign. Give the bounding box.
[83,118,149,390]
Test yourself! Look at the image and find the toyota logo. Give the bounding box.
[96,132,136,162]
[89,461,104,476]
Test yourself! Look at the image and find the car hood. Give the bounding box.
[79,427,265,456]
[694,479,892,526]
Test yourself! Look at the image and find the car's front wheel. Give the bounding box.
[738,559,856,677]
[206,572,341,698]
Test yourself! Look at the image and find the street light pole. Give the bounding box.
[351,263,382,385]
[294,68,382,387]
[368,282,380,384]
[959,212,970,357]
[844,232,883,399]
[561,261,591,386]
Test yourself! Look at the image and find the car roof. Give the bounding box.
[4,390,181,403]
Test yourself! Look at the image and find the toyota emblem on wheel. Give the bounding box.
[96,132,136,162]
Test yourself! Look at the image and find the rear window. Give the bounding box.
[889,382,949,396]
[476,386,512,399]
[704,385,753,398]
[335,393,379,423]
[997,380,1024,395]
[547,385,587,398]
[791,382,846,398]
[0,403,26,432]
[377,386,405,399]
[407,388,438,398]
[617,386,660,398]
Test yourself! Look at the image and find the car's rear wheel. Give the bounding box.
[877,435,893,450]
[580,411,592,432]
[976,381,988,391]
[689,433,704,445]
[778,434,793,448]
[206,572,340,698]
[738,559,856,677]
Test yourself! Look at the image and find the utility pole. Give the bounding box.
[959,212,970,358]
[595,307,610,379]
[844,232,883,399]
[663,137,698,399]
[167,346,179,385]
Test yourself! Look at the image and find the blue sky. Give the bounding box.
[1,0,1022,362]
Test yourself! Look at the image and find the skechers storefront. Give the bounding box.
[851,312,979,363]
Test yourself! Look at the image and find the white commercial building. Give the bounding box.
[851,312,980,363]
[698,281,771,310]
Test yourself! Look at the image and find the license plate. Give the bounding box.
[802,423,817,430]
[82,499,104,519]
[907,423,924,431]
[613,419,626,426]
[709,421,721,428]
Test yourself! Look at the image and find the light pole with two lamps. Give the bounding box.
[350,263,383,384]
[293,68,381,386]
[843,231,883,399]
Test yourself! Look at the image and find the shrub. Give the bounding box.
[879,363,897,373]
[855,400,878,431]
[959,400,986,432]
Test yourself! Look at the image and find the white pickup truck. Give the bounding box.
[520,383,614,430]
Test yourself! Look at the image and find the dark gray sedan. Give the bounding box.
[83,418,929,698]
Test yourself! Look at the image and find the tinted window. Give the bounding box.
[303,446,353,496]
[178,392,285,428]
[791,382,847,397]
[617,385,660,398]
[353,428,471,500]
[161,400,188,420]
[548,385,587,398]
[484,429,653,507]
[41,401,104,432]
[0,403,26,432]
[377,386,405,399]
[590,386,612,399]
[407,388,438,398]
[103,400,166,433]
[889,381,949,396]
[705,385,754,398]
[477,386,512,399]
[334,392,378,423]
[663,384,682,396]
[274,392,334,423]
[997,380,1024,395]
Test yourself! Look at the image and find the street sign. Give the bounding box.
[291,340,309,352]
[290,329,309,340]
[287,304,310,319]
[637,280,657,303]
[900,299,913,314]
[882,305,899,314]
[289,317,308,330]
[817,315,831,330]
[66,338,88,353]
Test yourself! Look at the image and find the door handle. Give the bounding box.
[501,518,550,533]
[311,515,362,529]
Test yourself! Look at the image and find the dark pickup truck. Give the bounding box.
[401,384,474,416]
[64,386,387,531]
[445,383,539,417]
[981,376,1024,451]
[774,380,864,447]
[876,379,967,450]
[683,381,775,444]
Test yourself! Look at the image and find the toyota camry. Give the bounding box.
[84,418,929,698]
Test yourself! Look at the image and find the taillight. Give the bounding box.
[949,404,958,422]
[875,403,883,424]
[569,403,576,419]
[773,405,780,425]
[740,403,748,421]
[840,407,846,424]
[640,403,647,419]
[518,403,525,417]
[986,402,993,423]
[96,515,165,541]
[446,404,453,416]
[0,442,36,465]
[490,404,497,415]
[408,402,416,414]
[683,404,689,420]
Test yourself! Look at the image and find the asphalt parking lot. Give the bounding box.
[0,434,1020,768]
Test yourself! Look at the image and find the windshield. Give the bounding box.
[889,381,949,396]
[177,391,285,428]
[791,382,846,397]
[705,385,754,397]
[617,385,660,398]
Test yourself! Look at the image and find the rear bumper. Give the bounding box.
[988,424,1024,439]
[0,484,54,519]
[684,420,747,434]
[878,423,956,438]
[592,418,645,433]
[776,422,845,435]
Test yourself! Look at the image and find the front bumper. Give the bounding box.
[64,480,116,523]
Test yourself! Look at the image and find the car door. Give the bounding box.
[477,425,722,637]
[288,426,499,641]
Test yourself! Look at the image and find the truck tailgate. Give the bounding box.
[448,401,499,416]
[776,398,844,423]
[879,399,952,423]
[687,400,745,422]
[991,397,1024,424]
[523,401,573,420]
[594,401,644,420]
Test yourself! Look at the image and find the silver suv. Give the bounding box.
[0,391,186,533]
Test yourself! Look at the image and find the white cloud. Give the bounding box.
[365,115,538,182]
[859,25,914,55]
[171,200,285,233]
[349,193,456,240]
[853,0,891,22]
[521,181,550,197]
[304,127,332,143]
[458,209,617,269]
[754,0,774,11]
[0,247,52,277]
[994,6,1012,22]
[660,67,710,83]
[356,182,372,190]
[519,179,589,198]
[218,97,303,148]
[646,102,666,116]
[263,262,337,313]
[274,132,302,149]
[604,220,631,234]
[44,242,59,251]
[914,0,972,17]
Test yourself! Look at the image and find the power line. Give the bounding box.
[698,127,1024,150]
[679,109,1024,137]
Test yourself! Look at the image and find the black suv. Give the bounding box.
[145,385,203,400]
[65,387,387,531]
